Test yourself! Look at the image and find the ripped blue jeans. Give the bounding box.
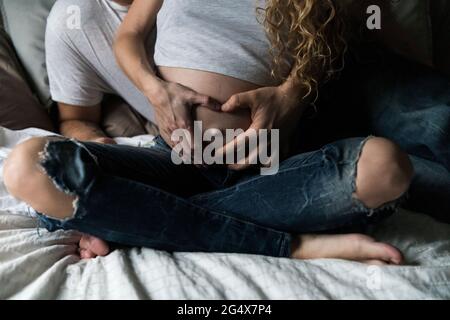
[36,52,450,257]
[37,136,394,257]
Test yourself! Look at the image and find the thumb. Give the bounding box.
[191,94,222,111]
[222,93,249,112]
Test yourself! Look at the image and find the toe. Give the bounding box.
[370,242,404,265]
[80,234,110,257]
[80,249,96,260]
[378,243,404,265]
[361,259,388,266]
[90,238,110,257]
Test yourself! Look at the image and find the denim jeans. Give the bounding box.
[38,135,390,258]
[37,53,450,257]
[303,50,450,221]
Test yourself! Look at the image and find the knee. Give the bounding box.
[355,137,414,209]
[3,137,49,200]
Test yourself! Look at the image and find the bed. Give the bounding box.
[0,126,449,300]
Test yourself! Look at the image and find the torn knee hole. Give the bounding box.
[36,140,96,221]
[353,137,412,210]
[39,139,98,195]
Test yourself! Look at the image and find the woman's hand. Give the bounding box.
[146,80,221,147]
[217,84,307,170]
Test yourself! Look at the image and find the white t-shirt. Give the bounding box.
[46,0,283,122]
[46,0,156,121]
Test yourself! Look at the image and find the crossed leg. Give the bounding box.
[3,137,412,263]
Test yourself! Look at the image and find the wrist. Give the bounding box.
[278,79,312,111]
[59,120,106,141]
[278,80,303,99]
[74,133,108,142]
[141,73,166,99]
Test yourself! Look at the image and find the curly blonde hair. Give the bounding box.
[259,0,347,98]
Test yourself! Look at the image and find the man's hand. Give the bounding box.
[146,80,221,148]
[58,102,116,143]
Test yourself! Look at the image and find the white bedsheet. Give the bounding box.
[0,127,449,300]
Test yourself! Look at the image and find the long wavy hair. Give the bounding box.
[260,0,347,98]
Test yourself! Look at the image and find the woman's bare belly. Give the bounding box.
[158,66,256,132]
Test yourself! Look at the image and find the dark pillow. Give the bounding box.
[431,0,450,76]
[0,0,57,108]
[101,95,159,138]
[342,0,433,66]
[0,27,54,131]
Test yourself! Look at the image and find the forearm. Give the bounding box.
[59,120,107,141]
[278,78,311,117]
[279,62,324,109]
[114,0,164,98]
[114,33,161,95]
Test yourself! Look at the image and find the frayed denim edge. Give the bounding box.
[37,139,98,223]
[349,135,407,217]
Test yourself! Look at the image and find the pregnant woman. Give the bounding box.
[3,0,418,264]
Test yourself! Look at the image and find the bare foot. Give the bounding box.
[291,234,403,265]
[78,234,110,259]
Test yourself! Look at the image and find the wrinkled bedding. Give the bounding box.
[0,127,449,300]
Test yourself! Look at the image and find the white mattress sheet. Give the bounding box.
[0,127,449,300]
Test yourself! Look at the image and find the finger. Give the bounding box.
[173,103,194,130]
[191,94,222,110]
[222,93,251,112]
[233,139,264,170]
[175,119,190,130]
[215,126,261,169]
[168,123,178,133]
[216,120,263,156]
[173,108,197,154]
[229,133,276,171]
[227,134,263,171]
[80,249,95,260]
[79,236,89,250]
[227,162,252,171]
[162,129,176,147]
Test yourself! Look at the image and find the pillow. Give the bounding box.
[0,4,3,28]
[101,95,159,138]
[342,0,433,67]
[0,27,55,131]
[0,0,57,108]
[430,0,450,75]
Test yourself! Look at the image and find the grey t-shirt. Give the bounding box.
[46,0,156,121]
[155,0,279,87]
[46,0,281,122]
